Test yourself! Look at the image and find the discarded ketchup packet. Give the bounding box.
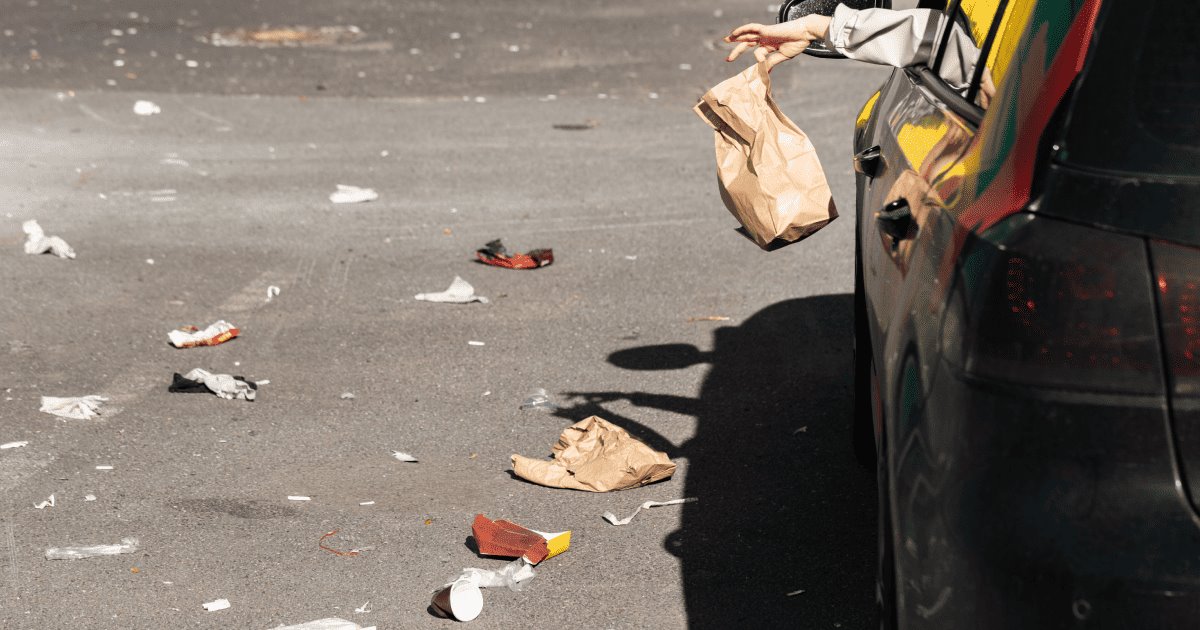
[475,239,554,269]
[471,514,549,564]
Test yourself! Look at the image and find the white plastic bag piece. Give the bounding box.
[202,598,231,612]
[391,451,418,463]
[414,276,489,304]
[45,537,139,560]
[167,320,237,348]
[22,220,76,259]
[133,100,161,115]
[273,618,366,630]
[519,388,560,412]
[329,184,378,204]
[603,497,698,526]
[1,441,29,449]
[183,368,256,401]
[34,494,55,509]
[39,395,108,420]
[449,558,537,593]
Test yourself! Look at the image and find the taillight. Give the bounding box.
[1151,241,1200,394]
[941,214,1163,394]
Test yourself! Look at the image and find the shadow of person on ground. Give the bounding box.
[563,294,876,628]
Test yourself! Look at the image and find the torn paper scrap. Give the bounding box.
[169,369,256,401]
[45,537,139,560]
[288,495,311,501]
[391,451,418,463]
[1,441,29,449]
[603,497,698,526]
[22,220,75,259]
[511,416,676,492]
[354,602,371,613]
[168,320,239,348]
[329,184,378,204]
[273,619,366,630]
[267,285,281,301]
[133,100,161,115]
[202,598,231,612]
[471,514,571,564]
[85,494,97,501]
[519,388,559,412]
[414,276,489,304]
[95,465,114,471]
[39,395,108,420]
[34,494,55,509]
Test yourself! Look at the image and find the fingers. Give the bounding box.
[753,45,770,63]
[726,40,754,62]
[764,50,790,71]
[725,23,765,42]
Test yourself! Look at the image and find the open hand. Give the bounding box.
[723,15,832,71]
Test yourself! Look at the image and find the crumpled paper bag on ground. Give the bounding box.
[169,368,257,401]
[511,416,675,492]
[40,395,108,420]
[694,61,837,250]
[22,220,76,259]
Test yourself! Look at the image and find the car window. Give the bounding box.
[929,0,1025,111]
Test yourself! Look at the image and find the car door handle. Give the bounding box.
[854,145,883,178]
[875,199,915,248]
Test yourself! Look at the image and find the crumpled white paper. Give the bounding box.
[1,440,29,449]
[133,100,161,116]
[167,320,238,348]
[602,497,698,526]
[22,220,75,259]
[34,494,55,509]
[272,618,369,630]
[391,451,418,462]
[446,558,537,592]
[39,395,109,420]
[181,368,257,401]
[329,184,378,204]
[415,276,489,304]
[45,537,139,560]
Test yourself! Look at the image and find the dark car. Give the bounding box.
[825,0,1200,627]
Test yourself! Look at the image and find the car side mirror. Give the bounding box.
[778,0,893,59]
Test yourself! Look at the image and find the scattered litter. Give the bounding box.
[168,320,239,348]
[22,220,75,259]
[329,184,378,204]
[511,416,676,492]
[793,426,808,435]
[1,441,29,449]
[34,494,55,509]
[519,388,559,412]
[202,598,231,612]
[318,529,369,557]
[267,285,281,301]
[472,514,570,564]
[39,395,108,420]
[169,368,257,401]
[85,495,96,501]
[340,392,356,400]
[552,119,599,131]
[602,497,697,526]
[624,255,638,260]
[476,239,553,269]
[787,589,806,597]
[45,537,138,560]
[288,496,311,501]
[133,100,160,116]
[95,466,113,470]
[354,602,371,614]
[391,451,418,463]
[468,341,485,346]
[687,316,732,322]
[358,501,375,506]
[273,618,367,630]
[414,276,489,304]
[146,258,155,264]
[431,559,536,621]
[209,25,366,48]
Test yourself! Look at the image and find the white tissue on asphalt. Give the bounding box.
[22,220,76,259]
[133,100,161,115]
[414,276,489,304]
[447,558,536,592]
[39,395,109,420]
[182,368,257,401]
[45,537,139,560]
[329,185,378,204]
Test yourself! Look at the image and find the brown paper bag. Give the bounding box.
[511,416,676,492]
[694,61,837,250]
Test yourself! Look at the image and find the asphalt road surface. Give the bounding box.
[1,1,890,627]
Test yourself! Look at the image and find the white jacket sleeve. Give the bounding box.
[825,4,981,89]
